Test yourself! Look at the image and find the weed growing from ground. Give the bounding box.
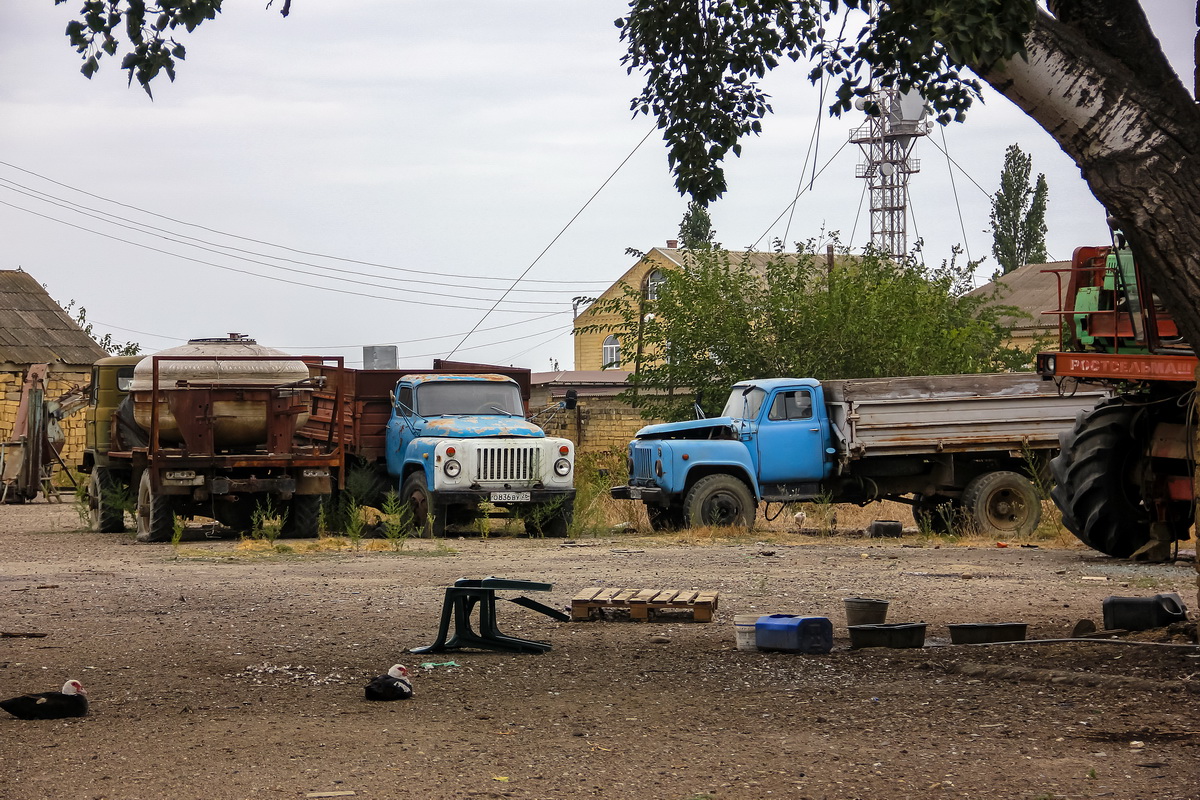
[379,490,411,551]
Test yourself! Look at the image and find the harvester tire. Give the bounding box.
[1051,401,1152,558]
[88,467,126,533]
[135,471,175,543]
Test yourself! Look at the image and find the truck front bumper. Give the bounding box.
[611,485,666,503]
[434,488,576,507]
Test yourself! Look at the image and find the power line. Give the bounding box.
[0,199,560,314]
[0,176,599,298]
[446,124,659,358]
[0,160,611,288]
[89,310,569,351]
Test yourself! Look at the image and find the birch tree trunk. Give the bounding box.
[981,6,1200,348]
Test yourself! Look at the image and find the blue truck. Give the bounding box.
[612,373,1102,535]
[299,364,576,537]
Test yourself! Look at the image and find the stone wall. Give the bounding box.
[0,367,92,475]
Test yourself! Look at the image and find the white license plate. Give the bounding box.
[628,487,643,499]
[490,491,531,503]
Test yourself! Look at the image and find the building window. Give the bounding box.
[646,269,665,301]
[601,335,621,369]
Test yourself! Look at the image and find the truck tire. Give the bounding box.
[135,471,175,543]
[911,494,960,534]
[961,471,1041,537]
[684,475,756,530]
[524,498,574,538]
[401,473,446,538]
[283,495,324,538]
[1051,401,1156,557]
[647,504,686,532]
[88,467,126,533]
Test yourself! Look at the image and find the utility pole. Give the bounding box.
[849,85,930,258]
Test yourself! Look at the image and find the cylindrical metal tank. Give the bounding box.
[130,337,311,448]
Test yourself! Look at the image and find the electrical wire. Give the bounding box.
[0,176,597,298]
[0,199,557,314]
[89,309,569,351]
[751,139,852,250]
[445,124,659,358]
[940,126,972,263]
[0,160,610,287]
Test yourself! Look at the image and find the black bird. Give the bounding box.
[364,664,413,701]
[1,679,89,720]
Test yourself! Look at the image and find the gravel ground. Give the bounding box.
[2,501,1198,800]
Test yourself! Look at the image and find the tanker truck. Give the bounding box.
[81,336,341,541]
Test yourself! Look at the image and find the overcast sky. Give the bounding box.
[1,2,1194,372]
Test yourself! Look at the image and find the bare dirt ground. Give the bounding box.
[2,501,1199,800]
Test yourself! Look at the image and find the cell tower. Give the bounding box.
[849,86,930,258]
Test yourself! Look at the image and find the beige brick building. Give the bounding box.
[0,270,107,484]
[572,246,685,372]
[530,370,665,455]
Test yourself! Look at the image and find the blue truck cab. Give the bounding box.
[613,378,834,530]
[386,374,576,536]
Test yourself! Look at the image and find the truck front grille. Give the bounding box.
[631,444,654,481]
[474,444,539,482]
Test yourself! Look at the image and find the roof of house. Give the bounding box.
[967,260,1069,332]
[0,270,108,366]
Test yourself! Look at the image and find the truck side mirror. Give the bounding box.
[563,389,578,410]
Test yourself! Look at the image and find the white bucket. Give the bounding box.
[733,614,760,651]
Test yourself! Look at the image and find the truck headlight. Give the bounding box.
[443,459,462,478]
[554,458,572,477]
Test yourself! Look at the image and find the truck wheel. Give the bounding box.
[1051,401,1157,557]
[401,473,446,538]
[647,504,686,532]
[524,498,574,538]
[88,467,126,533]
[135,471,175,543]
[283,495,324,538]
[911,494,959,534]
[684,475,755,529]
[961,471,1041,537]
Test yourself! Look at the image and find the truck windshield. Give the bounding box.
[720,386,766,420]
[415,382,523,416]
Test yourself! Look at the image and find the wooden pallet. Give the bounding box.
[570,587,719,622]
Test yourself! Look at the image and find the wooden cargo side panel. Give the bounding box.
[820,373,1105,457]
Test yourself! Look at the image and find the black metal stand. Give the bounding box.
[411,577,569,655]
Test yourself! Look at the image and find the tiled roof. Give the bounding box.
[0,270,108,366]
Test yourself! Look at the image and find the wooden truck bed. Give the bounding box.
[295,361,534,462]
[821,373,1105,458]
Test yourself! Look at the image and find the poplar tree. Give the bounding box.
[990,145,1049,275]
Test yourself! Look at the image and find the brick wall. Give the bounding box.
[0,367,92,473]
[534,392,663,454]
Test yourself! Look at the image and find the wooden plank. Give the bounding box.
[674,590,699,605]
[694,590,720,606]
[612,588,637,604]
[652,589,681,604]
[628,589,659,605]
[593,588,621,604]
[572,587,604,603]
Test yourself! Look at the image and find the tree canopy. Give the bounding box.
[990,144,1049,276]
[55,2,1200,350]
[579,242,1032,421]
